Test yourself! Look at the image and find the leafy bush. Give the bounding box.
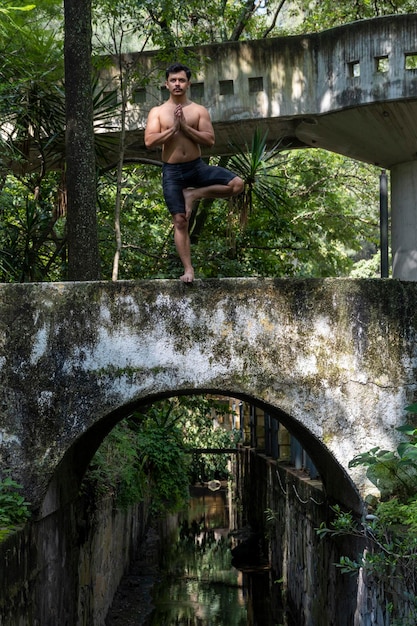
[83,420,146,508]
[317,404,417,623]
[83,396,239,516]
[133,410,190,515]
[0,476,31,531]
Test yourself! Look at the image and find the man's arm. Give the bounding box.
[178,106,215,148]
[144,107,177,148]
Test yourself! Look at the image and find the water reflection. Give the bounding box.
[143,486,276,626]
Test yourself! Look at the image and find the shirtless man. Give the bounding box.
[144,63,244,283]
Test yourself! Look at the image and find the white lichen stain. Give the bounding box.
[37,390,54,413]
[30,326,48,364]
[0,430,21,446]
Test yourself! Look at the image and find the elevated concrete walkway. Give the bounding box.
[99,14,417,280]
[107,14,417,170]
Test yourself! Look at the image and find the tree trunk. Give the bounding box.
[64,0,101,280]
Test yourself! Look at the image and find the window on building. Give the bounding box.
[219,79,234,96]
[133,87,146,104]
[375,56,389,73]
[191,82,204,100]
[347,61,360,78]
[248,76,264,93]
[102,89,118,106]
[405,53,417,70]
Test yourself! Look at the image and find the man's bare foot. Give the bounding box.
[180,268,194,283]
[183,188,197,220]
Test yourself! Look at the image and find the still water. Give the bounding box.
[106,485,282,626]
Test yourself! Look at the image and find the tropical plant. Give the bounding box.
[0,475,31,540]
[229,128,287,225]
[349,404,417,501]
[316,403,417,624]
[82,396,239,514]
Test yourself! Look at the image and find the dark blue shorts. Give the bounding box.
[162,157,237,215]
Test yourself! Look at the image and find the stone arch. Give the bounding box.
[39,387,363,520]
[2,279,416,517]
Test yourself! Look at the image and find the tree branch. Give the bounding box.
[229,0,261,41]
[262,0,287,38]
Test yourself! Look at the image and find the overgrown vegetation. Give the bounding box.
[317,403,417,625]
[0,0,391,283]
[0,475,31,541]
[82,396,240,515]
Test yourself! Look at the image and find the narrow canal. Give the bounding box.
[106,485,289,625]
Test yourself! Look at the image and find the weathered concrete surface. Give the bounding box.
[236,448,412,626]
[0,494,150,626]
[1,278,417,514]
[236,449,361,626]
[99,14,417,169]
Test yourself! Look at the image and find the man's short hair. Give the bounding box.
[166,63,191,80]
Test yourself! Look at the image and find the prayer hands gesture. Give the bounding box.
[173,104,185,132]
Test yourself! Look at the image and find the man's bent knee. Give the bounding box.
[173,213,188,230]
[230,176,244,195]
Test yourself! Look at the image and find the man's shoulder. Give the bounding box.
[149,101,167,113]
[186,101,210,115]
[147,102,171,123]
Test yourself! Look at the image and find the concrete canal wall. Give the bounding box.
[0,495,150,626]
[235,447,411,626]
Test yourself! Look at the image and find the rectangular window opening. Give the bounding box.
[405,53,417,70]
[160,86,169,102]
[249,76,264,93]
[133,87,146,104]
[219,79,234,96]
[375,56,389,73]
[102,89,118,106]
[191,82,204,100]
[347,61,360,78]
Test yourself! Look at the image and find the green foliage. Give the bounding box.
[0,174,67,281]
[129,406,191,515]
[171,395,241,483]
[317,405,417,623]
[100,146,379,282]
[92,0,267,50]
[349,407,417,501]
[316,505,362,540]
[83,420,146,507]
[0,476,31,536]
[229,128,287,223]
[293,0,417,34]
[83,396,239,515]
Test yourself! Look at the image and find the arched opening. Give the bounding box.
[30,393,364,626]
[40,388,362,518]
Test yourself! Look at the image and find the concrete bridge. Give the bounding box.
[1,278,417,517]
[98,13,417,280]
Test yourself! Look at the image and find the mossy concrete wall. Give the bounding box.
[1,278,417,515]
[236,447,404,626]
[235,448,360,626]
[0,494,149,626]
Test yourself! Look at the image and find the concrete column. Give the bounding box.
[391,161,417,281]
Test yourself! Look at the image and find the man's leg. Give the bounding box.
[172,212,194,283]
[183,176,244,217]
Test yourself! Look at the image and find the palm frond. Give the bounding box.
[228,128,287,225]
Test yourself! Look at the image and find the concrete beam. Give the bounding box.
[94,14,417,170]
